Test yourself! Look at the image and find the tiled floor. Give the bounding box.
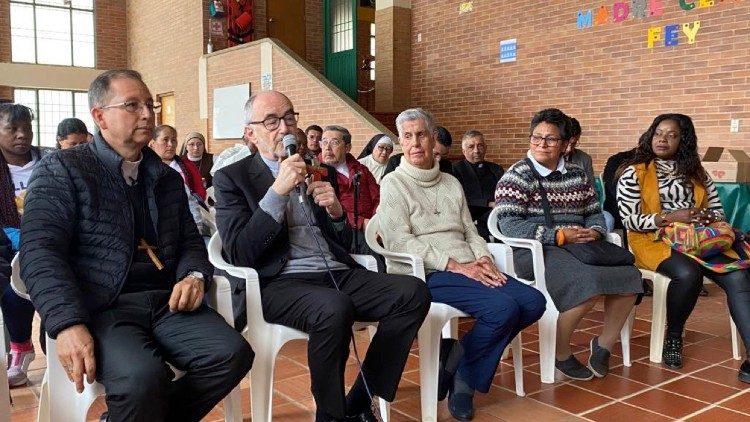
[8,284,750,421]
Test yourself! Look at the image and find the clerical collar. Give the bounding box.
[187,155,202,162]
[526,150,567,177]
[260,154,281,177]
[121,154,143,186]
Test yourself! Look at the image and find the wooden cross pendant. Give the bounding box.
[138,238,165,270]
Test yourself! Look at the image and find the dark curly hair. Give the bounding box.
[619,113,706,185]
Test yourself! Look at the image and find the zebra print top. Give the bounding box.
[616,159,724,232]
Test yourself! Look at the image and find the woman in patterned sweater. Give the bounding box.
[495,108,641,381]
[617,113,750,382]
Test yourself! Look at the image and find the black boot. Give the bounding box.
[662,336,683,369]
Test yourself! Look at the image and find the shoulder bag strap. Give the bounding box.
[524,158,554,228]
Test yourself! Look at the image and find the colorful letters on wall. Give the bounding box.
[576,0,744,48]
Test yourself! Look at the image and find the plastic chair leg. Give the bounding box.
[537,309,558,384]
[443,318,458,339]
[249,348,278,422]
[649,274,670,363]
[510,334,525,397]
[222,384,243,422]
[621,307,636,367]
[36,371,50,422]
[417,314,443,422]
[731,316,742,360]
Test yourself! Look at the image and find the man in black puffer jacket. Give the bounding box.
[20,69,252,422]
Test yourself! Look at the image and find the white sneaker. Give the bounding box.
[7,347,35,387]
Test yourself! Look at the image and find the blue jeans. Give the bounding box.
[426,271,546,392]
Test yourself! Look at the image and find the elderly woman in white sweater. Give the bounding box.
[377,108,546,421]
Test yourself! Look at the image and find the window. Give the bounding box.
[14,88,96,148]
[331,0,353,53]
[10,0,95,67]
[369,23,375,81]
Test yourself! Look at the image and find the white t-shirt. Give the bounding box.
[8,158,38,202]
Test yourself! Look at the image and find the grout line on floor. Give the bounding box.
[677,387,750,420]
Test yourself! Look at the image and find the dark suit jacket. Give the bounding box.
[452,159,504,208]
[213,153,358,281]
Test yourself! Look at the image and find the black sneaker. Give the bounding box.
[739,360,750,384]
[663,336,683,369]
[587,337,611,378]
[555,355,594,381]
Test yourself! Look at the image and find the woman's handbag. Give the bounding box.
[524,158,635,267]
[656,221,750,272]
[657,221,735,258]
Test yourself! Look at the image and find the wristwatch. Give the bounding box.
[188,271,205,282]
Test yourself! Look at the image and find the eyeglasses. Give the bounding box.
[529,135,562,146]
[321,139,346,148]
[376,145,393,152]
[248,112,299,130]
[101,100,161,114]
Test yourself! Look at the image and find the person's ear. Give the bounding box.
[91,107,107,131]
[346,143,352,154]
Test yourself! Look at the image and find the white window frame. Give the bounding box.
[10,0,96,68]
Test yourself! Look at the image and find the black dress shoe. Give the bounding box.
[447,383,474,421]
[346,406,378,422]
[739,360,750,384]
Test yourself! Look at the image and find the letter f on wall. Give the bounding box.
[647,27,662,48]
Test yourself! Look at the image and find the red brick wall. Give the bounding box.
[306,1,324,73]
[411,0,750,172]
[205,40,393,154]
[95,0,127,69]
[127,0,206,140]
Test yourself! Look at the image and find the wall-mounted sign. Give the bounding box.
[575,0,743,48]
[500,39,517,63]
[459,1,474,15]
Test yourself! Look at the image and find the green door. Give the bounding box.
[324,0,357,101]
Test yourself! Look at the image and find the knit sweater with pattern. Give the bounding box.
[494,159,606,245]
[378,159,491,275]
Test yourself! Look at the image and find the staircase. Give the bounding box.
[370,112,399,136]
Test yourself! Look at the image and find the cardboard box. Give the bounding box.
[702,147,750,183]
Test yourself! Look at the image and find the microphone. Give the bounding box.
[281,133,304,200]
[282,133,297,157]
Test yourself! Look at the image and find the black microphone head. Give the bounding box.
[282,134,297,157]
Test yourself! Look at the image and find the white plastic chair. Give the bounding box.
[487,207,634,384]
[207,233,390,422]
[0,297,10,422]
[365,214,524,422]
[10,254,243,422]
[638,268,742,362]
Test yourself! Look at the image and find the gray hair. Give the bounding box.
[88,69,144,109]
[461,129,485,148]
[323,125,352,144]
[396,108,435,137]
[243,95,257,125]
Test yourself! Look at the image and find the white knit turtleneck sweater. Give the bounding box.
[377,158,491,275]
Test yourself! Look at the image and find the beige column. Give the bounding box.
[375,0,411,112]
